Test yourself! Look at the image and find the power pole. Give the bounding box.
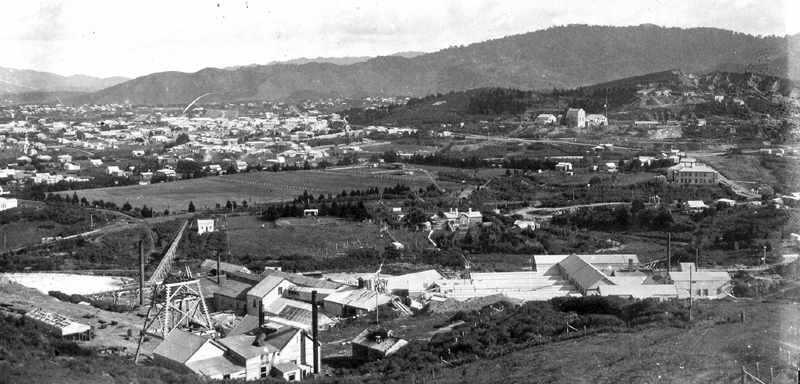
[667,232,672,272]
[695,247,699,267]
[139,240,145,306]
[689,265,693,322]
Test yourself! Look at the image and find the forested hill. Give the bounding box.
[78,24,799,105]
[341,71,800,126]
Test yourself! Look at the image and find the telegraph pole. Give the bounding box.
[667,232,672,272]
[689,265,693,322]
[695,247,699,267]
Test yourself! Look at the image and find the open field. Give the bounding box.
[63,168,437,212]
[222,215,432,260]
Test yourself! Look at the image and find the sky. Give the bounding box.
[1,0,798,79]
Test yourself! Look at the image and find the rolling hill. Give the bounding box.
[79,24,800,105]
[341,70,800,126]
[0,66,128,94]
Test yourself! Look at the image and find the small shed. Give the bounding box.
[25,308,93,340]
[351,328,408,361]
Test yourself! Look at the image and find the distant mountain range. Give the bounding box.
[11,24,800,105]
[0,67,128,95]
[226,51,427,69]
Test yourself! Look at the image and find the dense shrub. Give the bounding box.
[48,290,131,313]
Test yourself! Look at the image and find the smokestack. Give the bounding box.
[216,250,221,284]
[259,300,264,328]
[139,240,145,306]
[311,290,319,375]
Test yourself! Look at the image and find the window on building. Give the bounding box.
[288,373,296,381]
[278,287,283,295]
[261,366,267,378]
[702,289,709,296]
[223,374,231,380]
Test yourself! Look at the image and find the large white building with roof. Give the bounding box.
[668,162,719,185]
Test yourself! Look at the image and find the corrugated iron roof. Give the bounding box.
[559,254,614,292]
[153,329,211,364]
[324,288,392,310]
[248,276,286,298]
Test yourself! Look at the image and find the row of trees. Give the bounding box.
[406,153,557,171]
[551,204,677,232]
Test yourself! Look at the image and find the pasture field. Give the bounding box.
[63,168,437,211]
[221,215,432,260]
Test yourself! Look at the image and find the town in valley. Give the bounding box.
[1,2,800,383]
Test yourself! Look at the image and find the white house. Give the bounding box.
[0,197,17,211]
[555,162,573,172]
[534,114,557,125]
[585,114,608,127]
[565,108,586,128]
[198,219,215,234]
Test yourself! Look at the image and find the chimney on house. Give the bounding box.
[311,290,319,374]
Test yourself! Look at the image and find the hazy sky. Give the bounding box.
[2,0,798,78]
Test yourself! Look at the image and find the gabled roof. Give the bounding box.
[324,288,392,310]
[214,279,253,299]
[219,325,300,360]
[153,329,211,364]
[272,362,301,374]
[186,355,243,377]
[219,333,277,358]
[226,270,263,285]
[536,254,638,266]
[558,254,615,292]
[200,259,251,275]
[248,276,287,298]
[226,314,260,337]
[686,200,708,208]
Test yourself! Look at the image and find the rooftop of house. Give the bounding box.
[558,254,615,291]
[272,362,302,374]
[186,355,242,377]
[199,259,251,275]
[248,276,287,298]
[534,254,639,267]
[324,288,393,310]
[153,329,212,364]
[214,279,253,299]
[669,263,731,282]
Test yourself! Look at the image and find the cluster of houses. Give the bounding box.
[148,256,437,380]
[146,236,735,381]
[531,108,608,128]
